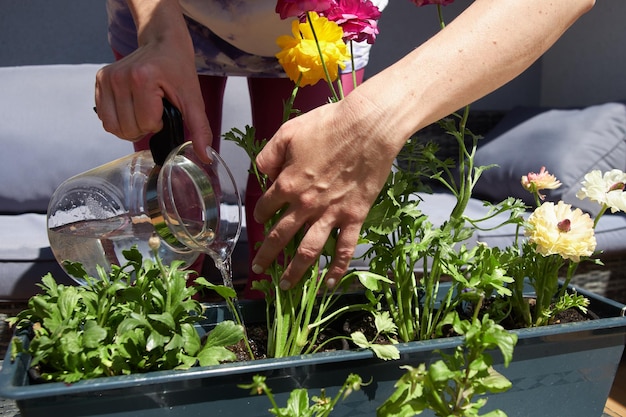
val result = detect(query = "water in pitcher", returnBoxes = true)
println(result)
[48,214,200,285]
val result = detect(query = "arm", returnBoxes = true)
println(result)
[95,0,212,160]
[251,0,596,290]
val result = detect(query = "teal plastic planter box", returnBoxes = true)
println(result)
[0,286,625,417]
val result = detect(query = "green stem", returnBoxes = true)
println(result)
[450,105,473,220]
[349,40,357,92]
[594,204,608,228]
[282,75,301,123]
[437,5,446,30]
[306,11,340,102]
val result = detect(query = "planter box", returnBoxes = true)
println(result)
[0,286,625,417]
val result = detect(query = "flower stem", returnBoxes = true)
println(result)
[306,11,340,102]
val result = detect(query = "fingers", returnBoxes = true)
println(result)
[95,60,214,161]
[323,224,360,288]
[180,98,214,163]
[252,181,361,291]
[251,207,301,286]
[252,213,359,291]
[95,63,164,141]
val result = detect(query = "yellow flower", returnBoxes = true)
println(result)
[576,169,626,213]
[526,201,596,262]
[521,166,561,201]
[276,12,350,87]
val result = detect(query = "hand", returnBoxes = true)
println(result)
[94,3,212,161]
[251,97,401,290]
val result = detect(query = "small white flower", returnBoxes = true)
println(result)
[576,169,626,213]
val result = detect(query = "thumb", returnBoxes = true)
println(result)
[256,133,288,182]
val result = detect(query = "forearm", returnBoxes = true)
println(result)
[126,0,192,51]
[345,0,595,154]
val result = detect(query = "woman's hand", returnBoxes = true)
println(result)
[251,95,403,291]
[95,0,212,160]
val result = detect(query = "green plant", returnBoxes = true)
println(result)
[8,247,244,383]
[240,373,365,417]
[377,313,517,417]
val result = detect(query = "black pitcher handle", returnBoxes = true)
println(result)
[150,98,185,166]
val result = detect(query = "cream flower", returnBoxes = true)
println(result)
[576,169,626,213]
[521,167,561,200]
[526,201,596,262]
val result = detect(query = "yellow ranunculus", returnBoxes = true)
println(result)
[276,12,350,87]
[525,201,596,262]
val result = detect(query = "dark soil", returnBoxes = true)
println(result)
[229,300,599,361]
[229,310,388,361]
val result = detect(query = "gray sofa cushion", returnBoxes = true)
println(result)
[418,193,626,259]
[473,103,626,216]
[0,64,132,214]
[0,213,75,301]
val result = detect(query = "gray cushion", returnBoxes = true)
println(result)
[419,193,626,259]
[0,213,75,301]
[473,103,626,216]
[0,64,132,214]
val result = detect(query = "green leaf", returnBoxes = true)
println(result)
[164,333,184,352]
[146,330,169,352]
[478,368,513,393]
[83,320,108,349]
[374,311,397,335]
[353,271,393,292]
[283,389,311,417]
[180,322,201,356]
[197,346,236,366]
[57,287,82,320]
[428,360,455,383]
[350,331,369,349]
[204,321,244,348]
[370,344,400,361]
[194,278,237,300]
[148,312,176,332]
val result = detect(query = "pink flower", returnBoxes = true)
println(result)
[521,166,562,201]
[410,0,455,6]
[276,0,334,19]
[323,0,382,44]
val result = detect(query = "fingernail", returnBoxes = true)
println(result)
[279,280,291,291]
[326,278,337,288]
[252,264,264,274]
[204,146,216,162]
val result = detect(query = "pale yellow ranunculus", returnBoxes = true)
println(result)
[526,201,596,262]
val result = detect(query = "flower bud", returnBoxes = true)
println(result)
[148,233,161,251]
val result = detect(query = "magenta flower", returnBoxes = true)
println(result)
[323,0,382,44]
[410,0,455,6]
[276,0,334,19]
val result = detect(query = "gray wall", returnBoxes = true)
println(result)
[0,0,112,66]
[1,0,625,110]
[366,0,541,110]
[541,1,626,107]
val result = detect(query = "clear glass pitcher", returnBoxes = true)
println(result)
[47,101,241,284]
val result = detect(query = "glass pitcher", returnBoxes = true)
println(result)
[47,101,241,284]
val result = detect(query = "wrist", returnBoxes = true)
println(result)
[128,0,191,50]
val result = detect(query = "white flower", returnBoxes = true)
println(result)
[576,169,626,213]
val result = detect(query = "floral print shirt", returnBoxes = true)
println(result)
[106,0,387,77]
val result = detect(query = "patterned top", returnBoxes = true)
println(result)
[106,0,388,77]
